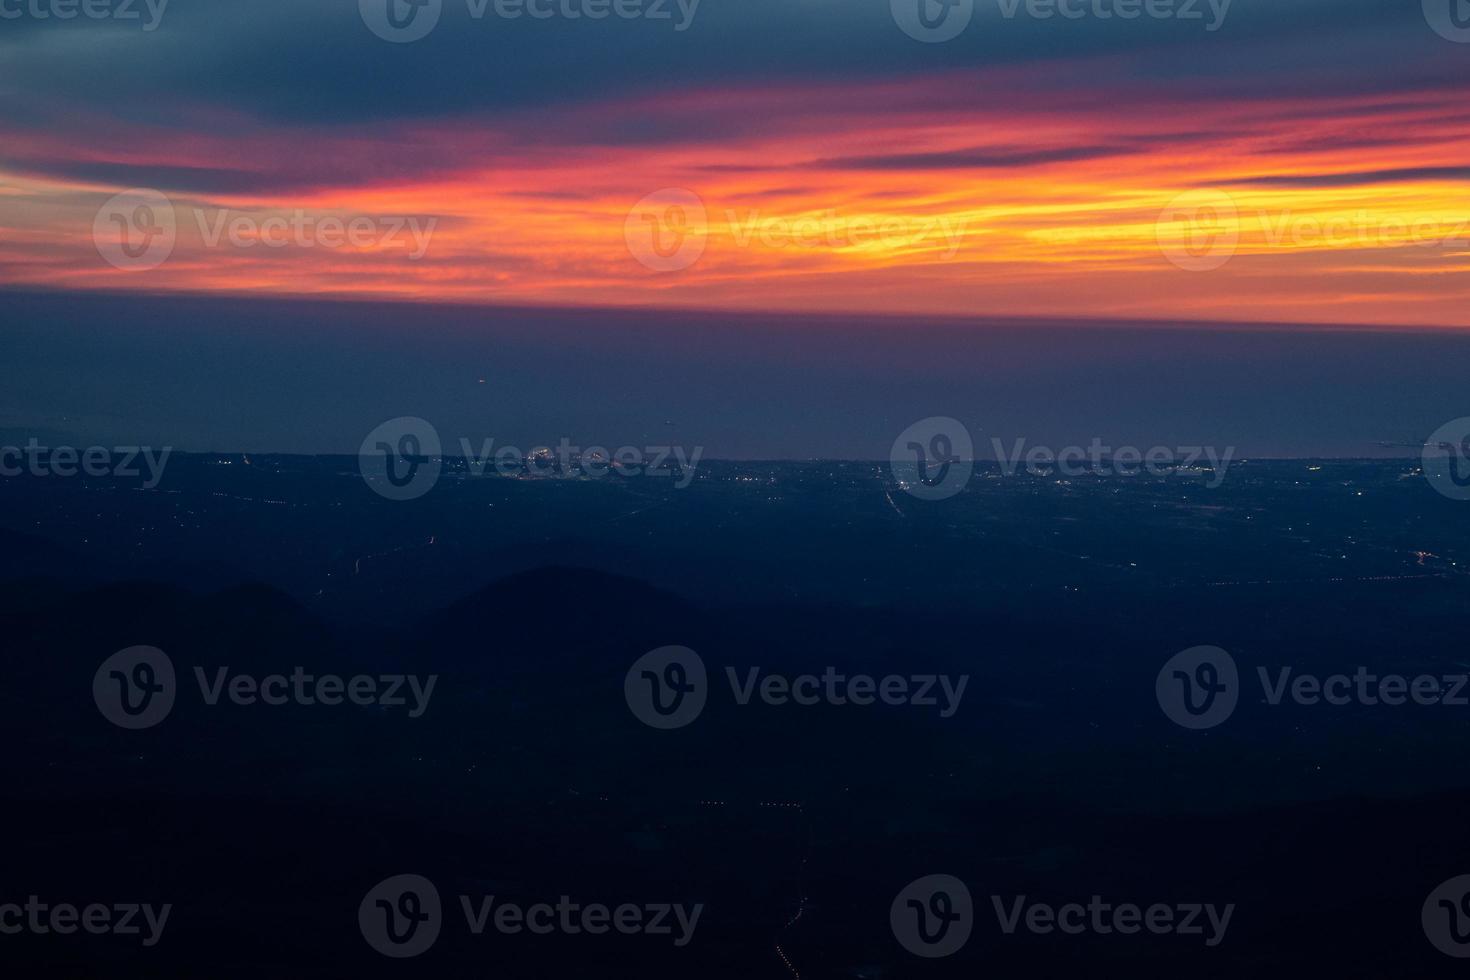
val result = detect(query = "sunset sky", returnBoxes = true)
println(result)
[4,0,1470,327]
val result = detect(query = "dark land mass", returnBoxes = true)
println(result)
[1,458,1467,976]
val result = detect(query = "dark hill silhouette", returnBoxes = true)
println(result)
[429,565,701,638]
[0,526,102,587]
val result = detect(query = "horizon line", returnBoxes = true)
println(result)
[4,285,1467,335]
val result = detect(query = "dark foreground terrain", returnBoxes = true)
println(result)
[2,456,1468,976]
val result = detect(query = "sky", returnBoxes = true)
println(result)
[2,0,1470,327]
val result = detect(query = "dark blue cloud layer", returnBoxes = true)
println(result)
[0,0,1453,131]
